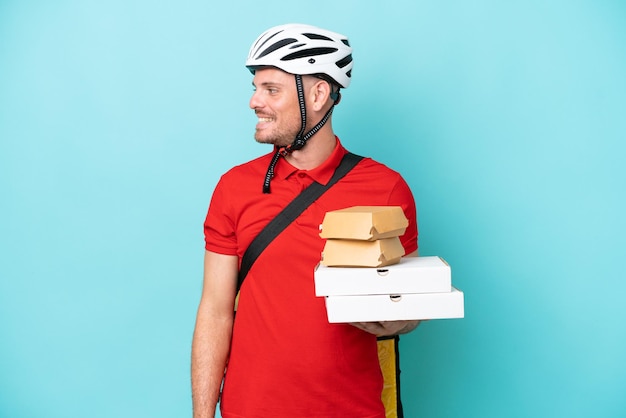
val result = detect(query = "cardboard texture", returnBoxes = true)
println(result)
[320,237,405,267]
[319,206,409,241]
[314,256,452,296]
[324,287,465,322]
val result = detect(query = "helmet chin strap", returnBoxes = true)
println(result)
[262,74,335,193]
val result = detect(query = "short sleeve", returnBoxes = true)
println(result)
[203,176,238,255]
[387,175,418,255]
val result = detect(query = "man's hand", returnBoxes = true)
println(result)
[350,320,421,337]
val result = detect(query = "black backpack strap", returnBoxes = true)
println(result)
[237,152,364,292]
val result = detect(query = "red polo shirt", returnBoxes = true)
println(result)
[204,138,418,418]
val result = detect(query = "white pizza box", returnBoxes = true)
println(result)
[315,256,451,297]
[319,206,409,241]
[324,287,464,323]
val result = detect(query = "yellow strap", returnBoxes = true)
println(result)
[377,338,399,418]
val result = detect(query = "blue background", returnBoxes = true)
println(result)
[1,1,625,417]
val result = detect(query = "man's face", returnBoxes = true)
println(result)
[249,68,301,147]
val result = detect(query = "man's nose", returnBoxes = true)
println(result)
[249,90,262,110]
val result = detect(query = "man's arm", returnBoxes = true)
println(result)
[191,251,239,418]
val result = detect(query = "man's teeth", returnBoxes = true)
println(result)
[259,117,273,122]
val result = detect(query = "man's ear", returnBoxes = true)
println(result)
[309,79,332,111]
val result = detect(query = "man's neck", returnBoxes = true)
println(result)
[284,130,337,170]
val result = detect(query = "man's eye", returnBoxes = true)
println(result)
[268,88,278,94]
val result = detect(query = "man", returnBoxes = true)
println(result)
[192,23,419,418]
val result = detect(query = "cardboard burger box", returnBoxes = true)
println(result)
[320,237,405,267]
[319,206,409,241]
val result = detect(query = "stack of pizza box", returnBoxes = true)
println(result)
[314,206,464,323]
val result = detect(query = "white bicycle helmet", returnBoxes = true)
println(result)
[247,24,354,193]
[246,23,353,88]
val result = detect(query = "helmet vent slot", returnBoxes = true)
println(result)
[257,38,298,59]
[282,47,338,61]
[303,33,333,41]
[335,54,353,69]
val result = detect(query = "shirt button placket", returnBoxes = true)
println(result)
[296,172,309,191]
